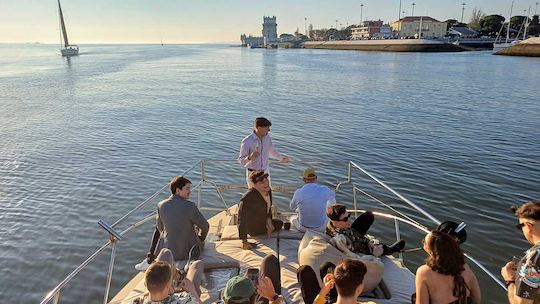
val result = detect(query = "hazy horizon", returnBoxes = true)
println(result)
[1,0,537,44]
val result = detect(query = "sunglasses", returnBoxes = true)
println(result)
[254,175,268,183]
[516,222,533,230]
[337,214,350,222]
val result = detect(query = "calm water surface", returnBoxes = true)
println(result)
[0,44,539,303]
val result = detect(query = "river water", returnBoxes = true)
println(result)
[0,44,539,303]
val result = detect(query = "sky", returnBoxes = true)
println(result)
[0,0,537,44]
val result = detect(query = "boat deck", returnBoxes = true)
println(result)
[109,204,415,304]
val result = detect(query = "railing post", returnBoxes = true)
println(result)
[347,161,352,183]
[52,292,60,304]
[199,160,205,208]
[394,218,403,264]
[352,185,358,217]
[103,239,117,304]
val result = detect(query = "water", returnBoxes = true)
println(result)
[0,44,539,303]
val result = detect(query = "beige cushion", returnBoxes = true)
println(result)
[298,234,384,292]
[298,229,330,257]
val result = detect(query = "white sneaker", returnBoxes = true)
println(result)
[135,258,150,271]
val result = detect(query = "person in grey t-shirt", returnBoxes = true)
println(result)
[136,176,209,270]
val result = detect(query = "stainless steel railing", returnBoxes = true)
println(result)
[39,159,505,304]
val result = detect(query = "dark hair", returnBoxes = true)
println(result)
[425,231,468,304]
[513,200,540,220]
[326,204,347,221]
[437,221,467,244]
[333,259,367,297]
[254,117,272,128]
[249,171,268,184]
[145,261,172,294]
[170,176,191,194]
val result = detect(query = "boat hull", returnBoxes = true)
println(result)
[493,37,540,57]
[303,39,465,52]
[61,45,79,56]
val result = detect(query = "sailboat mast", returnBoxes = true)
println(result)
[506,0,514,43]
[523,6,531,40]
[58,0,70,47]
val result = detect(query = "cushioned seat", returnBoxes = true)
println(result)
[220,224,305,241]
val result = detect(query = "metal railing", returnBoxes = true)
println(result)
[39,159,505,304]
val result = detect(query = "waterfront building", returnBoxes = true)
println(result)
[351,20,393,39]
[240,34,264,47]
[262,16,278,44]
[240,16,278,47]
[391,16,447,38]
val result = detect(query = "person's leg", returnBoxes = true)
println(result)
[147,226,161,262]
[297,265,321,304]
[381,239,406,255]
[260,254,281,295]
[156,248,175,269]
[185,260,204,297]
[291,216,307,233]
[351,211,374,235]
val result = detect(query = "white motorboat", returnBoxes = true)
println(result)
[58,0,79,57]
[39,160,506,304]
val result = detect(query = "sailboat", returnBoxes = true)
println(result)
[58,0,79,56]
[492,1,532,54]
[493,1,516,53]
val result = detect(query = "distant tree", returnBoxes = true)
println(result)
[469,7,486,30]
[324,28,339,40]
[510,16,530,31]
[529,15,540,35]
[479,14,505,36]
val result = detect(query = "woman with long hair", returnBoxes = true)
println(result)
[414,230,481,304]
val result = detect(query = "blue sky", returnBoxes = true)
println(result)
[0,0,537,43]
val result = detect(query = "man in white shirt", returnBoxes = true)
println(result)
[290,169,336,232]
[238,117,289,187]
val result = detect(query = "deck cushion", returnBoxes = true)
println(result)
[298,233,384,292]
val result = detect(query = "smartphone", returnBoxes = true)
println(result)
[246,268,259,286]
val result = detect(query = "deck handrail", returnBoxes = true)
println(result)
[39,159,506,304]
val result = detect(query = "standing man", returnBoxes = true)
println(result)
[290,169,336,232]
[238,117,289,187]
[502,200,540,304]
[135,176,209,271]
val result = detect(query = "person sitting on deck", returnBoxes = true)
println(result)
[413,230,481,304]
[326,204,405,258]
[238,171,283,250]
[289,168,336,232]
[219,255,285,304]
[136,176,209,271]
[312,259,376,304]
[132,256,202,304]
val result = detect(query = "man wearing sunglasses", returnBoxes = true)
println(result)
[326,204,405,258]
[502,200,540,304]
[238,171,283,250]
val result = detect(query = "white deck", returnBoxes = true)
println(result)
[110,205,415,304]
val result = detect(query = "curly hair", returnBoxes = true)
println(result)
[425,230,468,304]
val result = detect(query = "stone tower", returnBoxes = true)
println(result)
[262,16,278,44]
